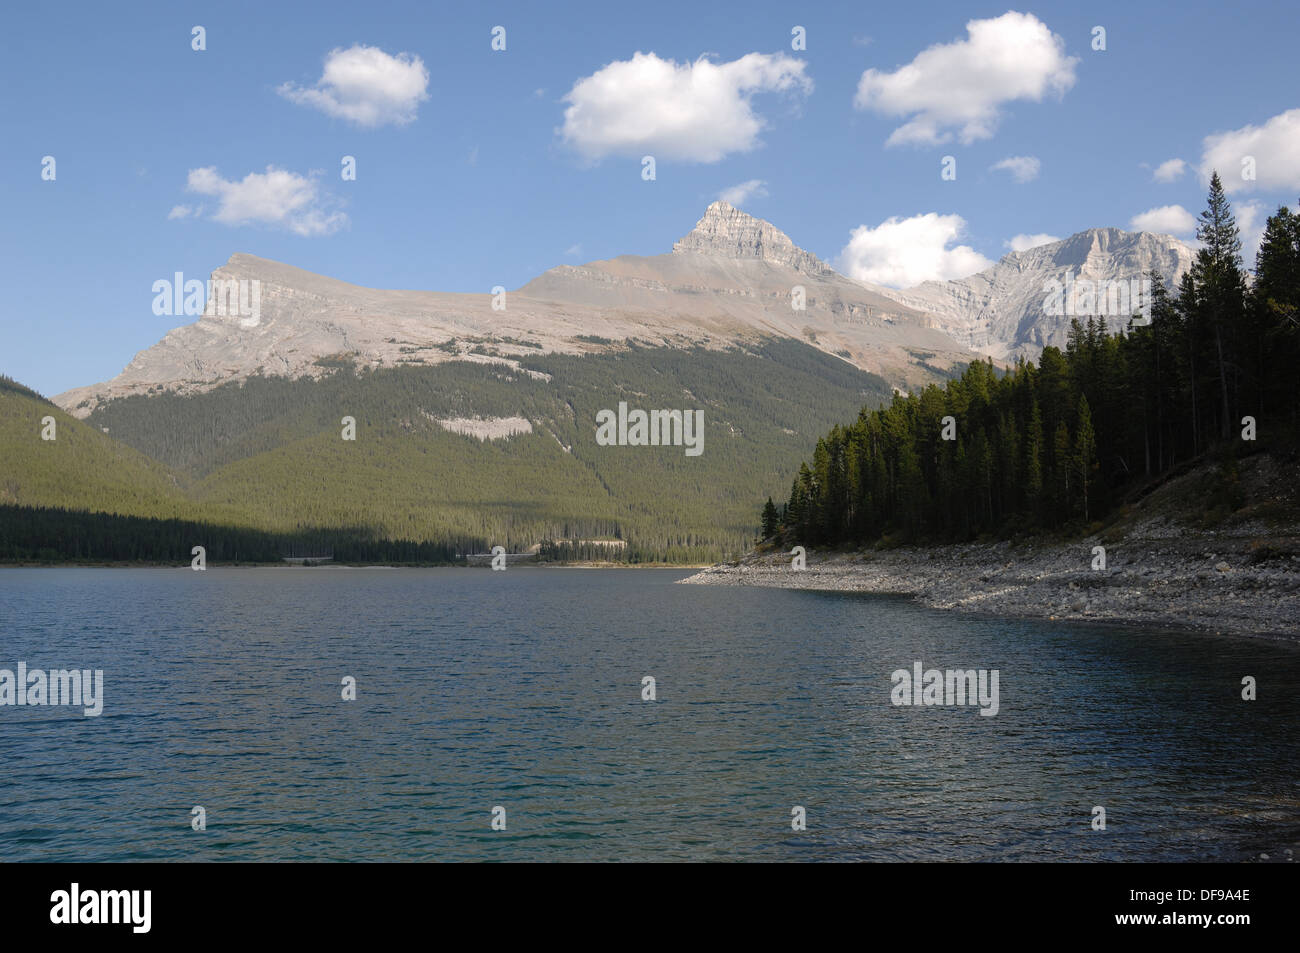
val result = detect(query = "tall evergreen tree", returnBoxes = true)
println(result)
[1252,203,1300,433]
[1053,420,1072,521]
[1025,397,1044,518]
[1074,395,1097,522]
[760,497,779,539]
[1190,171,1246,440]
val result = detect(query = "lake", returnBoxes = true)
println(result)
[1,567,1296,861]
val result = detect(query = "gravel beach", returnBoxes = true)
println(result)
[680,531,1300,641]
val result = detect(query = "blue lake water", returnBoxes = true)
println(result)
[0,567,1296,861]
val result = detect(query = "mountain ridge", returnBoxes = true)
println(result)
[671,200,835,275]
[873,226,1196,360]
[53,204,1194,415]
[54,203,971,416]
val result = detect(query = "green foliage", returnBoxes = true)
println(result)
[0,504,463,564]
[0,383,194,517]
[2,340,897,564]
[775,177,1300,546]
[0,375,53,404]
[760,497,779,539]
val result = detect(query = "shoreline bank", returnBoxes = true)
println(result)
[680,535,1300,642]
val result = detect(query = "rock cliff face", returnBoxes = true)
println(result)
[671,201,834,276]
[52,204,1199,418]
[876,228,1196,361]
[55,204,975,416]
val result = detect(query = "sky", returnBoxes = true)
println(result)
[2,0,1298,397]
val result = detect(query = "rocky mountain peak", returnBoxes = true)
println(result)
[875,227,1197,362]
[1004,227,1195,274]
[672,201,832,275]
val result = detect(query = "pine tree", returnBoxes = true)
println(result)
[760,497,779,539]
[1192,171,1246,439]
[1053,420,1072,520]
[1025,397,1044,518]
[1252,203,1300,432]
[1074,395,1097,522]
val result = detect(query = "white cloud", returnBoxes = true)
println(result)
[565,244,583,257]
[278,45,429,127]
[560,51,811,162]
[991,155,1041,183]
[1152,158,1187,183]
[1130,200,1268,261]
[837,213,993,288]
[1005,232,1060,252]
[167,204,197,220]
[1236,200,1267,264]
[717,179,768,205]
[853,11,1077,146]
[1130,204,1196,235]
[185,166,347,236]
[1200,108,1300,194]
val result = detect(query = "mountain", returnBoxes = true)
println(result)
[20,202,982,563]
[12,205,1204,564]
[873,228,1196,362]
[55,201,973,416]
[2,342,903,563]
[668,197,835,274]
[0,375,189,516]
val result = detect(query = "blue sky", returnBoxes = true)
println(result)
[2,0,1298,396]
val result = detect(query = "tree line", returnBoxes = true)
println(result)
[5,340,889,564]
[0,504,471,565]
[769,174,1300,546]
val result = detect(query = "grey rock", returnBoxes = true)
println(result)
[55,203,974,415]
[672,200,833,276]
[874,228,1194,362]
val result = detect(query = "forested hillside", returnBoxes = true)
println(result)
[0,375,193,517]
[774,175,1300,546]
[3,340,901,563]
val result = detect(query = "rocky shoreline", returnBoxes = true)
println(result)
[680,532,1300,642]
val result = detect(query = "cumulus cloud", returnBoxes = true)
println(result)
[1235,200,1268,264]
[853,11,1077,146]
[991,155,1041,183]
[278,45,430,127]
[560,51,811,162]
[718,179,769,205]
[1129,200,1268,260]
[1005,232,1060,252]
[167,204,198,220]
[185,166,347,236]
[1152,158,1187,183]
[1200,108,1300,194]
[837,213,993,288]
[1130,204,1196,236]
